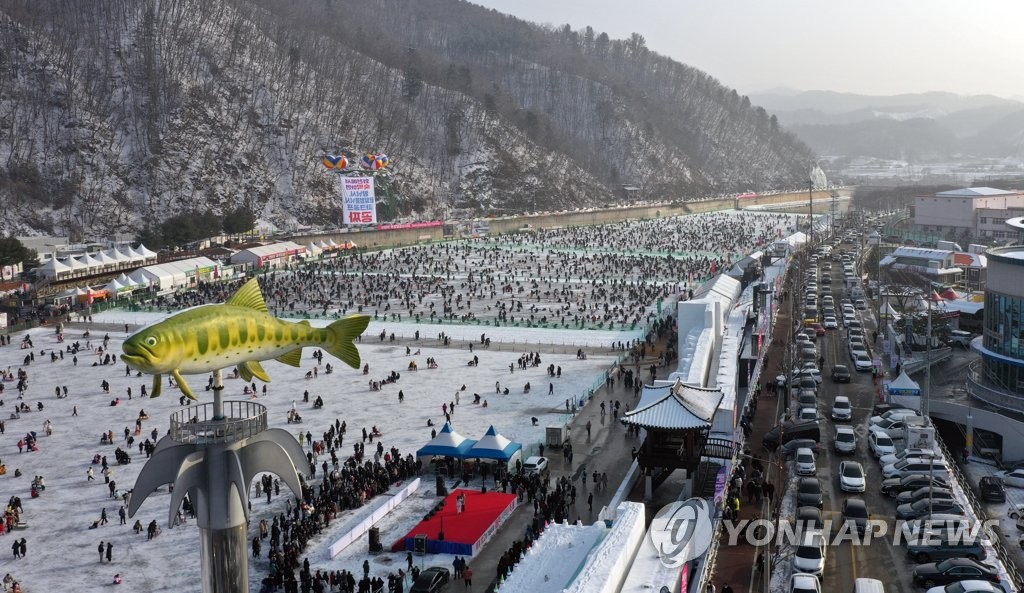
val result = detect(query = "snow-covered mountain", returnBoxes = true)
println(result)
[0,0,813,239]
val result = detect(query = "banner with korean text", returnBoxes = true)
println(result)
[342,177,377,225]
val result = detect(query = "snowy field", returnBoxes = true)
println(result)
[0,319,617,593]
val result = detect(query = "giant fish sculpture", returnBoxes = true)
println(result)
[121,277,370,399]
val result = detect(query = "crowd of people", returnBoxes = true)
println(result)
[131,212,795,335]
[0,209,788,592]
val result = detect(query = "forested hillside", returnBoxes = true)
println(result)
[0,0,813,239]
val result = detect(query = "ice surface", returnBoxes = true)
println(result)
[0,321,614,593]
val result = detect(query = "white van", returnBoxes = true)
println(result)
[853,578,885,593]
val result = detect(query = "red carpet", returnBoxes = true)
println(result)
[392,489,518,555]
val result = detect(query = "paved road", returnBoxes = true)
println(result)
[811,242,919,593]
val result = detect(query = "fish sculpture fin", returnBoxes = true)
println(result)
[275,349,303,368]
[173,369,197,400]
[324,315,371,369]
[151,374,163,398]
[226,277,269,314]
[241,360,271,383]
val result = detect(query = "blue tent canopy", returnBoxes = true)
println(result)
[467,425,522,461]
[416,423,477,458]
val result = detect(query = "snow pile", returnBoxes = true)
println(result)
[495,521,607,593]
[564,502,646,593]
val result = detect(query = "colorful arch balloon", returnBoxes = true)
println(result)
[322,154,348,169]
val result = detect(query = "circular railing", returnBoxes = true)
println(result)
[169,401,268,445]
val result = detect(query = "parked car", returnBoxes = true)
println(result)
[907,535,986,563]
[872,403,913,417]
[948,330,974,348]
[924,581,1001,593]
[912,558,1002,589]
[978,476,1006,502]
[798,389,818,410]
[839,461,866,492]
[1007,503,1024,520]
[883,458,950,480]
[842,497,870,535]
[522,456,549,476]
[796,448,817,476]
[896,498,964,520]
[896,486,955,506]
[879,448,940,467]
[789,574,821,593]
[831,396,852,421]
[869,431,896,458]
[853,353,873,371]
[796,477,823,509]
[881,474,949,497]
[870,409,922,425]
[994,468,1024,488]
[870,418,907,438]
[831,365,851,383]
[793,529,827,575]
[410,567,451,593]
[794,506,824,530]
[797,407,818,422]
[834,426,857,454]
[781,438,821,457]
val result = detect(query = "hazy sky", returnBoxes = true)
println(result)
[470,0,1024,98]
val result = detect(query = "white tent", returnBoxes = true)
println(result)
[92,251,118,270]
[326,238,340,249]
[37,258,73,280]
[128,269,151,288]
[64,257,89,276]
[105,278,126,294]
[116,273,140,289]
[416,423,477,459]
[467,426,523,464]
[108,248,132,267]
[124,246,147,264]
[136,244,159,262]
[77,253,103,273]
[306,242,323,256]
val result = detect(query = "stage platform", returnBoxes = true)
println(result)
[392,489,517,556]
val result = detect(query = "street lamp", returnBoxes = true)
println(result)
[868,231,882,342]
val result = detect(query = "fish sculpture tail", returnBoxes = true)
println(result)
[324,315,371,369]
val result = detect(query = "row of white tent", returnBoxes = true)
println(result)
[54,256,223,299]
[38,245,159,281]
[304,238,356,256]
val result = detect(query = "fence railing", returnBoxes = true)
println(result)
[170,401,268,445]
[934,432,1024,591]
[966,361,1024,414]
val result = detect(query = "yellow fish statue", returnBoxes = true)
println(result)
[121,277,370,399]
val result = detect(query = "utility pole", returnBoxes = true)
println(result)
[924,289,932,417]
[808,179,814,246]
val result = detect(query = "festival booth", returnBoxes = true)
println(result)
[415,423,477,466]
[135,244,159,263]
[466,426,523,473]
[305,242,323,258]
[884,371,921,411]
[92,250,119,274]
[231,242,306,270]
[64,256,90,279]
[396,425,518,556]
[76,253,104,275]
[36,258,73,282]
